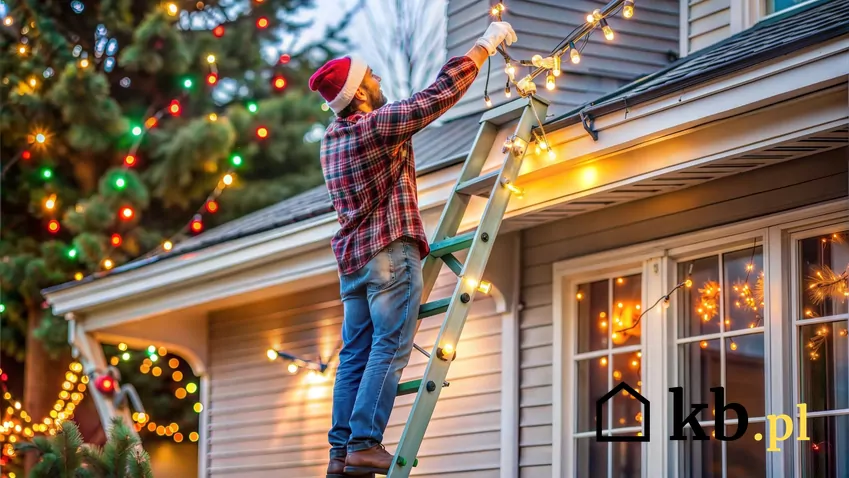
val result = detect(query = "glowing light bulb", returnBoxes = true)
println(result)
[163,240,173,251]
[166,3,178,15]
[547,148,556,160]
[287,363,299,374]
[439,344,455,360]
[222,173,234,185]
[484,95,492,107]
[124,154,136,166]
[267,349,278,361]
[206,54,216,64]
[545,72,556,91]
[504,86,511,98]
[44,195,57,210]
[601,19,614,40]
[623,0,635,18]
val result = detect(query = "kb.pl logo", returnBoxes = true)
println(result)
[597,382,811,451]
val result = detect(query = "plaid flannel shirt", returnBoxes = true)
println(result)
[320,55,479,276]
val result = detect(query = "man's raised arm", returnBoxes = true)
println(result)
[373,22,518,145]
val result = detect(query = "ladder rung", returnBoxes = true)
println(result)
[456,170,499,197]
[429,231,475,258]
[418,298,450,319]
[441,253,463,276]
[397,379,421,396]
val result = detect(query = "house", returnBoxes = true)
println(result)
[42,0,848,477]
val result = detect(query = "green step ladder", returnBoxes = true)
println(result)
[386,94,549,477]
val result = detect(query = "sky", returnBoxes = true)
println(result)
[291,0,381,67]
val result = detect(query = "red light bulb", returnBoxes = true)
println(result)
[190,215,203,233]
[111,233,123,246]
[206,73,218,85]
[257,17,269,29]
[205,200,219,213]
[120,207,134,220]
[47,219,60,233]
[273,76,286,89]
[213,25,225,37]
[124,154,137,167]
[169,100,181,116]
[22,150,31,160]
[256,127,268,139]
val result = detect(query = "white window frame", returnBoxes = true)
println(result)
[788,218,849,477]
[552,199,847,478]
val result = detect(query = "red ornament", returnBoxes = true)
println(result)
[205,200,218,213]
[190,215,203,233]
[111,233,123,247]
[169,99,181,116]
[257,17,269,29]
[206,72,218,85]
[47,219,60,233]
[94,375,116,395]
[279,54,290,64]
[213,25,225,37]
[256,127,268,139]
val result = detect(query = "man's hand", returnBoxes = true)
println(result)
[475,22,518,57]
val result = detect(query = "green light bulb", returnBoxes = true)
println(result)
[41,168,52,179]
[68,249,77,259]
[115,177,126,189]
[148,345,156,354]
[183,79,193,88]
[231,155,243,167]
[0,304,5,314]
[247,102,258,113]
[131,126,142,136]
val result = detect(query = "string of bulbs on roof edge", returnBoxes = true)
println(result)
[483,0,635,163]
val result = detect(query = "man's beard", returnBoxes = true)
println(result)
[371,89,387,109]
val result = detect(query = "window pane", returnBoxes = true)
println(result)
[726,421,766,477]
[725,334,766,418]
[800,416,849,478]
[612,274,641,348]
[724,246,765,331]
[577,280,608,353]
[679,256,720,338]
[612,351,643,429]
[678,426,722,478]
[575,437,607,477]
[576,357,609,433]
[799,231,849,320]
[611,438,641,478]
[799,320,849,412]
[768,0,808,14]
[679,339,721,421]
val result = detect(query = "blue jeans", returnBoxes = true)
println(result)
[328,236,423,457]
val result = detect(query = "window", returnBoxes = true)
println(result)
[674,241,768,477]
[793,229,849,477]
[767,0,811,14]
[571,272,644,478]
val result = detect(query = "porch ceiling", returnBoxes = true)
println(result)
[499,126,848,233]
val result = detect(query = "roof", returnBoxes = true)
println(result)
[43,113,483,293]
[544,0,849,131]
[44,0,849,294]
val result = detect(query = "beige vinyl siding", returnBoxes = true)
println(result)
[516,148,847,475]
[686,0,731,54]
[443,0,680,121]
[207,258,504,477]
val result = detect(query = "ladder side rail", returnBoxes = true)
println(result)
[387,97,548,478]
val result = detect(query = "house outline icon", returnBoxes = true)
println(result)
[596,381,650,442]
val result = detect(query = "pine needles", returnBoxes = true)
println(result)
[15,418,154,478]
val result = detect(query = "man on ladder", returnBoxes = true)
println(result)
[309,21,518,478]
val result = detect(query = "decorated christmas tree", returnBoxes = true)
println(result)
[0,0,360,472]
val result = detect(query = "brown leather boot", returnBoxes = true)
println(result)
[327,454,375,478]
[343,444,393,475]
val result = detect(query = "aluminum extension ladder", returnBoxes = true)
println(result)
[387,94,549,477]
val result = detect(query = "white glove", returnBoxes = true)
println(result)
[475,22,518,56]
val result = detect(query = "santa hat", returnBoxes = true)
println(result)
[308,56,368,114]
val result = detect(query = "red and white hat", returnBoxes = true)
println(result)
[308,56,368,114]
